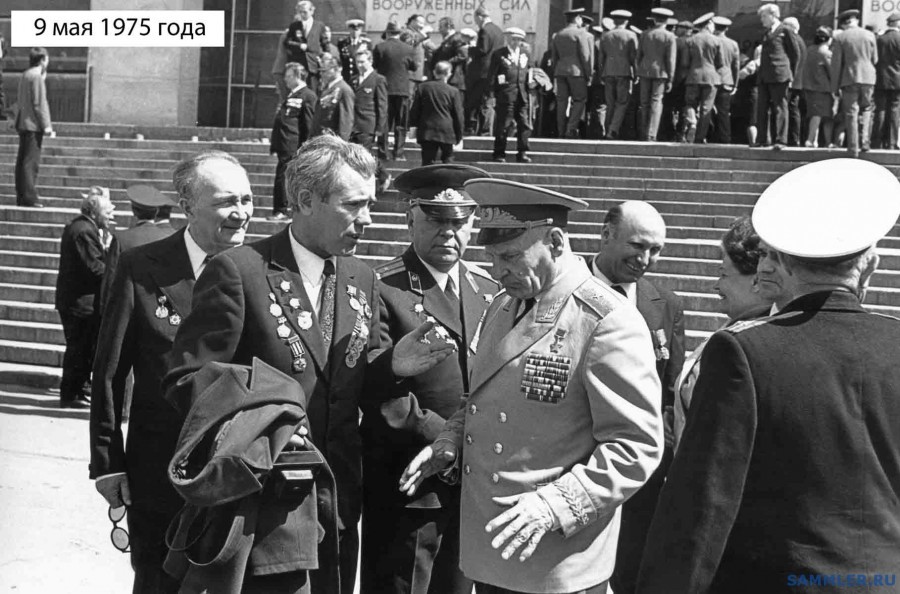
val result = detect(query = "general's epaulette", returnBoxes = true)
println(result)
[375,258,406,280]
[465,262,495,281]
[724,316,774,334]
[574,277,618,318]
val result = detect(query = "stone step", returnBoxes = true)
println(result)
[0,361,62,390]
[0,301,60,325]
[0,121,271,142]
[0,338,64,367]
[0,320,63,346]
[0,283,56,305]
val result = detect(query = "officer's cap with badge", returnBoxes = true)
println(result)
[346,18,365,28]
[126,184,175,208]
[693,12,715,28]
[394,164,490,220]
[837,9,860,23]
[752,159,900,262]
[464,179,588,246]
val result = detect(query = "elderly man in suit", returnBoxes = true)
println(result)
[56,187,116,409]
[874,13,900,149]
[401,179,664,594]
[312,53,354,141]
[409,61,465,165]
[361,164,498,594]
[636,8,676,141]
[163,135,454,594]
[374,21,419,161]
[467,7,504,135]
[755,3,801,149]
[488,28,533,163]
[587,200,685,594]
[269,62,317,221]
[15,47,52,208]
[598,10,639,140]
[637,158,900,594]
[711,16,740,144]
[682,13,723,144]
[831,9,878,157]
[282,0,324,93]
[552,8,594,139]
[430,17,469,91]
[90,151,253,593]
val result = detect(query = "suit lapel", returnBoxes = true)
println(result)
[266,229,328,373]
[402,250,465,341]
[146,229,195,318]
[636,278,665,332]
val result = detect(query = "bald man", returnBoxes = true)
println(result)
[588,200,685,594]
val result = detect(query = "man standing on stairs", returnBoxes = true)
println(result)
[312,53,354,141]
[15,47,52,208]
[682,13,723,144]
[597,10,639,140]
[831,9,878,158]
[90,150,253,594]
[636,8,677,142]
[552,8,594,139]
[488,27,533,163]
[588,200,685,594]
[467,7,504,136]
[350,48,392,194]
[374,21,419,161]
[56,186,115,409]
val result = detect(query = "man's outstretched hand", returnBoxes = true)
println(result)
[399,440,458,496]
[392,320,456,377]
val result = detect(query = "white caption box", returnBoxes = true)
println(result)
[11,10,225,47]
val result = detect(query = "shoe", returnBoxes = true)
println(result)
[492,156,506,163]
[21,203,45,208]
[861,146,871,153]
[60,397,90,409]
[266,212,289,221]
[516,153,532,163]
[772,143,785,151]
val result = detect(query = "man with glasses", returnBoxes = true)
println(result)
[90,151,253,593]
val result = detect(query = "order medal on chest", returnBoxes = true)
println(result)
[268,278,313,373]
[154,294,181,326]
[408,271,456,347]
[521,301,573,404]
[344,284,372,368]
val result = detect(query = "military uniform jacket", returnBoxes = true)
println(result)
[312,78,354,140]
[551,24,594,78]
[409,79,465,144]
[270,84,317,155]
[90,229,194,561]
[470,21,505,80]
[716,34,741,88]
[488,46,531,102]
[15,65,51,132]
[373,37,418,96]
[637,27,677,80]
[164,227,397,532]
[55,215,106,316]
[758,23,801,84]
[339,36,373,83]
[684,30,724,86]
[361,248,497,509]
[876,28,900,90]
[438,258,663,592]
[831,26,878,90]
[430,32,469,89]
[352,70,388,137]
[598,28,638,78]
[637,291,900,594]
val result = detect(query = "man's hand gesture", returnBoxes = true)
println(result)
[391,320,456,377]
[399,440,458,496]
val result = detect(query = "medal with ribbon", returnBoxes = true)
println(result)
[654,329,670,361]
[269,291,307,372]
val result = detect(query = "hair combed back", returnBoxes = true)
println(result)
[172,150,241,208]
[722,215,763,275]
[285,134,377,204]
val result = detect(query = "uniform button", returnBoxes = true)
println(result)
[469,404,477,415]
[465,434,473,444]
[494,443,503,454]
[464,464,471,475]
[499,412,507,423]
[491,472,500,483]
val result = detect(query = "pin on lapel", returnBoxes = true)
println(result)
[268,293,283,318]
[280,279,292,293]
[297,311,313,330]
[550,328,567,354]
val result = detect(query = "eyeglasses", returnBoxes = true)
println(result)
[109,506,130,553]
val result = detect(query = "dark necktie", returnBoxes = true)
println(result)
[320,260,336,349]
[444,276,459,311]
[612,284,627,298]
[514,298,534,325]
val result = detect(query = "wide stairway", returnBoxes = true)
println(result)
[2,123,899,386]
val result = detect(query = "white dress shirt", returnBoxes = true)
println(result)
[184,226,211,279]
[289,230,335,315]
[591,254,636,305]
[419,258,460,297]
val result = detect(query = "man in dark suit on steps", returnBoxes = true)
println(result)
[467,7,504,135]
[374,21,419,161]
[90,151,253,593]
[162,135,454,594]
[588,200,685,594]
[409,61,465,165]
[350,47,391,192]
[488,28,533,163]
[874,12,900,149]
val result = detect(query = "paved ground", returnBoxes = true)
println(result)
[0,384,133,593]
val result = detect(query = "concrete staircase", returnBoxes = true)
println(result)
[2,123,899,387]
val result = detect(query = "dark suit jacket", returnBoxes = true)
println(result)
[100,220,176,312]
[284,19,325,76]
[90,229,193,562]
[552,24,594,78]
[373,37,418,96]
[635,278,685,410]
[637,291,900,594]
[877,28,900,90]
[470,21,504,80]
[488,46,531,102]
[55,215,106,317]
[313,78,354,140]
[430,32,469,89]
[758,23,801,84]
[352,70,388,137]
[163,227,396,532]
[409,80,464,144]
[15,65,51,132]
[270,84,317,155]
[361,248,498,509]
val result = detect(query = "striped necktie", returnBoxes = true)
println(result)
[320,259,336,349]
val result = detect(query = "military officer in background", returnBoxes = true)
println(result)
[401,179,664,594]
[638,159,900,594]
[598,10,639,139]
[339,18,372,84]
[711,16,740,144]
[552,8,594,139]
[636,8,677,141]
[682,13,723,144]
[488,27,533,163]
[361,164,498,594]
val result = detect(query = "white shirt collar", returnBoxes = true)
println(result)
[418,257,460,295]
[184,226,211,279]
[769,302,781,316]
[289,228,332,286]
[358,68,373,84]
[591,254,636,303]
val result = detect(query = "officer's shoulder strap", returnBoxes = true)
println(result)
[724,314,781,335]
[375,257,406,280]
[464,262,496,282]
[573,277,618,318]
